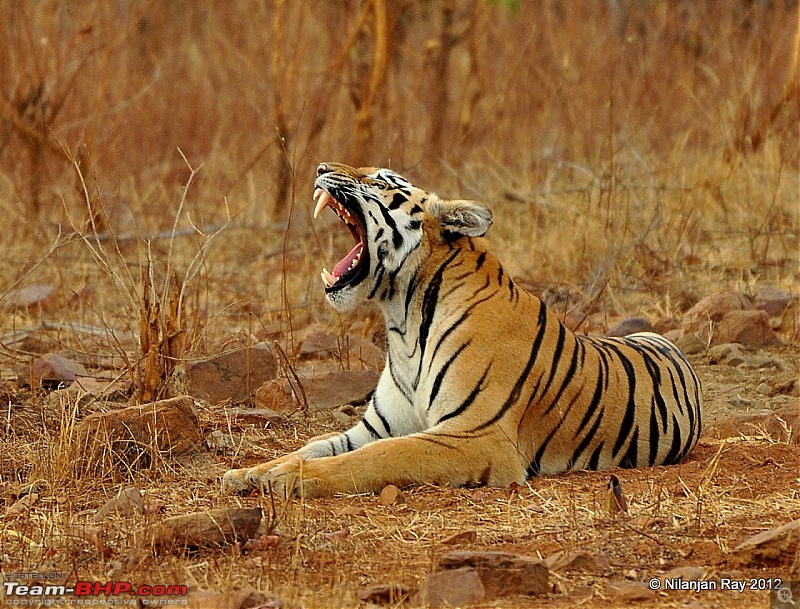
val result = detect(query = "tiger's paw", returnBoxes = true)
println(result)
[221,457,294,496]
[221,456,327,498]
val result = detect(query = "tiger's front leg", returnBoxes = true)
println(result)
[222,381,418,495]
[221,432,340,495]
[263,430,524,498]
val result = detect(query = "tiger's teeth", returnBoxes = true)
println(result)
[314,190,332,219]
[321,267,336,287]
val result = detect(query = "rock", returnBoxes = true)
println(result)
[331,409,351,424]
[379,485,405,505]
[733,518,800,566]
[174,345,277,404]
[74,396,204,475]
[654,317,681,335]
[225,407,285,426]
[207,430,238,452]
[296,328,340,360]
[439,550,550,597]
[28,353,88,387]
[358,583,413,604]
[186,589,277,609]
[254,379,297,412]
[684,291,751,325]
[255,369,378,413]
[48,377,129,409]
[545,550,604,573]
[304,369,378,411]
[609,581,656,602]
[2,284,58,311]
[713,310,781,348]
[664,566,706,581]
[138,507,262,555]
[682,291,751,344]
[754,286,793,317]
[675,332,705,355]
[94,487,145,520]
[441,530,478,545]
[348,337,385,370]
[421,567,485,607]
[608,317,655,337]
[242,534,280,553]
[756,383,772,395]
[706,402,799,444]
[706,343,778,368]
[707,343,748,366]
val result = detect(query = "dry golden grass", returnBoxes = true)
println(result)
[0,1,798,607]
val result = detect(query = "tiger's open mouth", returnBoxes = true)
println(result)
[313,187,369,292]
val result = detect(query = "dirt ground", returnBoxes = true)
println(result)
[1,332,799,609]
[198,345,800,608]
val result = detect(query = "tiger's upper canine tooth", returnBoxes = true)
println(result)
[314,190,333,219]
[321,267,336,287]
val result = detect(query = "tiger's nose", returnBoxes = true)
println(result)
[316,163,331,177]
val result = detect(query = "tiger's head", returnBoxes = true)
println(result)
[313,162,493,311]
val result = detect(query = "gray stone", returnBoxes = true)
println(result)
[608,317,655,337]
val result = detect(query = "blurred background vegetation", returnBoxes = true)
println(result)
[0,0,797,360]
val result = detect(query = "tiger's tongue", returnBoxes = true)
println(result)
[333,242,364,278]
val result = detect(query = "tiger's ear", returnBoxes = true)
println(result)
[428,197,493,237]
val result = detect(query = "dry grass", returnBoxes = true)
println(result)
[1,1,799,607]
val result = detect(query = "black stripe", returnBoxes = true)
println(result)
[404,268,420,314]
[362,417,382,440]
[389,193,408,209]
[618,426,639,468]
[387,350,413,402]
[662,414,684,465]
[569,401,605,468]
[476,251,486,269]
[648,398,660,466]
[473,299,548,432]
[418,250,461,362]
[375,201,403,247]
[344,431,354,452]
[428,342,470,410]
[640,350,669,432]
[575,364,604,438]
[527,418,561,477]
[587,441,604,470]
[477,465,492,486]
[429,283,495,366]
[603,343,637,459]
[438,364,491,424]
[372,394,392,436]
[368,264,386,299]
[542,323,578,416]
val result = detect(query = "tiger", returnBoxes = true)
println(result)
[222,162,702,498]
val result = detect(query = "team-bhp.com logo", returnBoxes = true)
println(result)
[3,580,188,605]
